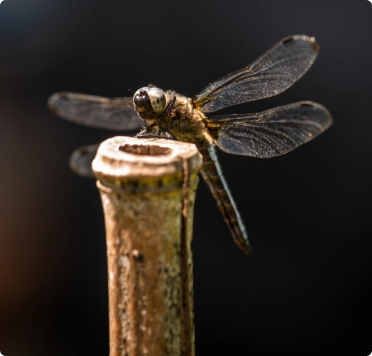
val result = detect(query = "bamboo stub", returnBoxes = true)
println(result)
[92,136,203,356]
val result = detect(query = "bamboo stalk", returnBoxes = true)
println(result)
[92,136,203,356]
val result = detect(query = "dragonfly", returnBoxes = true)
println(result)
[48,35,332,254]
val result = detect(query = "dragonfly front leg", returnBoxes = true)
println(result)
[160,130,177,140]
[135,123,176,140]
[136,122,161,137]
[157,96,177,140]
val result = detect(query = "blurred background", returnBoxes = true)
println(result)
[0,0,371,355]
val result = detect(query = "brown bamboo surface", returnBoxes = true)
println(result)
[92,136,203,356]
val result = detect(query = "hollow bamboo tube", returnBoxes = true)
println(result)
[92,136,203,356]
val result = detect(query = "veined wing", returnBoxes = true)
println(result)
[69,143,99,178]
[193,35,319,113]
[48,92,144,131]
[205,102,332,158]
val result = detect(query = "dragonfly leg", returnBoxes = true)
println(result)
[135,121,161,137]
[135,124,176,140]
[158,96,177,139]
[158,96,176,121]
[160,130,177,140]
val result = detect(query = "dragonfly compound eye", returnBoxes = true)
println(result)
[147,87,166,113]
[133,87,152,113]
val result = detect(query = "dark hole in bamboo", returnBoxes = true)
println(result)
[119,144,171,156]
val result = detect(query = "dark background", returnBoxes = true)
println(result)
[0,0,371,355]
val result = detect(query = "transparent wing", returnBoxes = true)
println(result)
[205,102,332,158]
[48,92,144,131]
[69,144,99,178]
[193,35,319,113]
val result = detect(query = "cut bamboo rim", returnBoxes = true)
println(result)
[92,136,203,356]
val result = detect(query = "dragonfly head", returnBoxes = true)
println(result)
[133,86,166,119]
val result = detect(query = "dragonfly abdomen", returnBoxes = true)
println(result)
[198,145,252,254]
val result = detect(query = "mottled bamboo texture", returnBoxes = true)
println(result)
[92,137,202,356]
